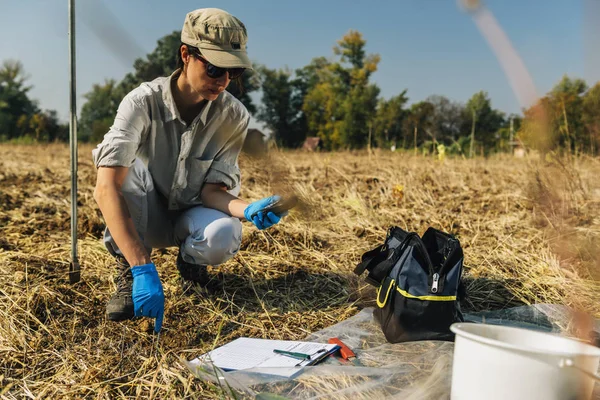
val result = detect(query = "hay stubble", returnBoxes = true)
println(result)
[0,144,599,398]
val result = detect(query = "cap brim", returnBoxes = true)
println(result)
[199,48,253,70]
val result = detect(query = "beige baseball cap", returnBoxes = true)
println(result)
[181,8,252,70]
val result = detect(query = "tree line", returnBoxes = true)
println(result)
[0,60,68,142]
[1,30,599,156]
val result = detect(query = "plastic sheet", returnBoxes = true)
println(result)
[185,305,600,399]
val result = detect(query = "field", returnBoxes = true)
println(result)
[1,143,599,398]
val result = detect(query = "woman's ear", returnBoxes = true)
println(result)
[180,45,190,66]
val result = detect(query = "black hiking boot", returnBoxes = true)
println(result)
[176,252,218,293]
[105,256,135,321]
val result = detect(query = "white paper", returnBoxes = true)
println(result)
[192,337,338,377]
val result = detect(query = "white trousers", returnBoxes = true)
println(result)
[103,158,242,266]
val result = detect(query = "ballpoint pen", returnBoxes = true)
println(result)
[273,349,311,360]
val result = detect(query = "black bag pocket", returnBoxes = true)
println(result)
[374,278,461,342]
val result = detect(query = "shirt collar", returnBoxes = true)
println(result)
[198,98,212,126]
[162,69,182,123]
[162,69,214,126]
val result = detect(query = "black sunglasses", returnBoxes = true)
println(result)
[190,52,245,80]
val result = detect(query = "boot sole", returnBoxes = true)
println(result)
[106,309,135,321]
[106,298,134,321]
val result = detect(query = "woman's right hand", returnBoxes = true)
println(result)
[131,263,164,333]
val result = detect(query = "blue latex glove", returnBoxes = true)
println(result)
[244,195,285,230]
[131,263,164,333]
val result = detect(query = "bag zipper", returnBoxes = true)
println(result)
[398,235,440,294]
[431,273,440,293]
[415,236,452,294]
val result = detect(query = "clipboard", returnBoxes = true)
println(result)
[189,337,340,377]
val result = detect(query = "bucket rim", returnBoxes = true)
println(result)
[450,322,600,358]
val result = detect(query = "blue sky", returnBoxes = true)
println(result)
[0,0,597,130]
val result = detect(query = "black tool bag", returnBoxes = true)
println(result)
[354,226,465,343]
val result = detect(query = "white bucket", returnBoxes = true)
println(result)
[450,323,600,400]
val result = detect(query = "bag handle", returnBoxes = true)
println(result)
[355,231,419,283]
[353,244,387,276]
[355,226,406,276]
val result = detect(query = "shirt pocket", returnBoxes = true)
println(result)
[184,157,214,200]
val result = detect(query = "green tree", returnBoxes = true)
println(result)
[519,76,587,154]
[403,101,435,152]
[302,31,380,149]
[343,80,380,149]
[302,59,344,149]
[494,114,522,153]
[336,31,380,148]
[13,109,68,142]
[425,95,465,146]
[550,76,587,153]
[373,91,408,148]
[0,60,38,139]
[254,59,329,148]
[79,79,120,143]
[42,110,68,142]
[462,91,505,156]
[28,113,48,141]
[582,82,600,155]
[256,66,307,147]
[294,57,330,100]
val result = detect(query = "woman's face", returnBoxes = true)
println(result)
[182,47,230,102]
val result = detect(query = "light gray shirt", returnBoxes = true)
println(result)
[92,70,250,210]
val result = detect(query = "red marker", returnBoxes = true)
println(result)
[328,338,357,362]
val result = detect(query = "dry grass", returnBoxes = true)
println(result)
[0,143,599,398]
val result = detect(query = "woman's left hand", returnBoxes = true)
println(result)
[244,195,286,230]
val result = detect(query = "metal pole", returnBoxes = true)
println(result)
[69,0,80,283]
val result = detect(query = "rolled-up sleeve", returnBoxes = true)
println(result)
[91,93,150,168]
[204,112,249,190]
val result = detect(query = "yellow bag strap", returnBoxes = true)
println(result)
[376,277,395,308]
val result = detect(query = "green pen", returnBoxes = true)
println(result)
[273,349,311,360]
